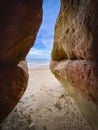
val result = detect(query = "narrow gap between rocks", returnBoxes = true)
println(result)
[0,1,92,130]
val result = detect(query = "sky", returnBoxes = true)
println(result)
[26,0,60,61]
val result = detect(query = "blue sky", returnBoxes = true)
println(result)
[27,0,60,61]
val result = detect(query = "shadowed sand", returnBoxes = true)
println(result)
[0,68,92,130]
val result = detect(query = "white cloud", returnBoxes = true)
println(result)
[27,48,51,59]
[41,38,53,50]
[29,48,43,56]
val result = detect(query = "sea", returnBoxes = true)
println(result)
[26,57,50,69]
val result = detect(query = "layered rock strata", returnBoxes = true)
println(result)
[50,0,98,129]
[0,0,43,123]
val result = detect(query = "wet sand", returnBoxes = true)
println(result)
[0,68,91,130]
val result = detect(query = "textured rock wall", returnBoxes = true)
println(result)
[50,0,98,129]
[0,0,43,123]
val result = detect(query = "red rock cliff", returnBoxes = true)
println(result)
[50,0,98,129]
[0,0,43,123]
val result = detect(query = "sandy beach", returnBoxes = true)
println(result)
[0,68,91,130]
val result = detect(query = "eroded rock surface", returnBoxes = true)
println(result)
[0,0,43,123]
[50,0,98,129]
[0,0,42,65]
[52,0,98,60]
[0,60,28,123]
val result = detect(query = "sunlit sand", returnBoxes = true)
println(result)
[1,68,91,130]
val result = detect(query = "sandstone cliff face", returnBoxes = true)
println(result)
[50,0,98,129]
[0,0,42,65]
[0,0,43,123]
[0,61,28,123]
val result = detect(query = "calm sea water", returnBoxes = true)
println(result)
[26,57,50,69]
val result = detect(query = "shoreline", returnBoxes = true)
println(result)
[27,62,50,69]
[28,67,50,71]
